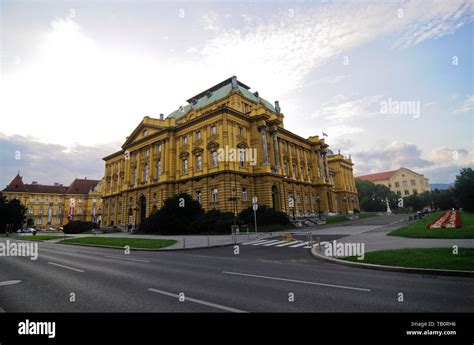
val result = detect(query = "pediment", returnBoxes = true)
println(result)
[122,121,163,149]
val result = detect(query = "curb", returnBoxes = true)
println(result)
[310,246,474,278]
[55,235,271,252]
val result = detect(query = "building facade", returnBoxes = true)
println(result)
[357,167,430,197]
[102,76,359,228]
[2,174,103,228]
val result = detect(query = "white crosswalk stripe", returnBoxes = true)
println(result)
[250,240,280,246]
[241,239,315,249]
[275,240,301,247]
[262,240,289,246]
[289,241,310,248]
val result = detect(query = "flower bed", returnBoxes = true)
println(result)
[427,211,461,229]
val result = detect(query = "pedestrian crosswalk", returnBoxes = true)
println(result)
[242,239,315,249]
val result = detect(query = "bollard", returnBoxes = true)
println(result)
[183,237,186,249]
[207,235,210,247]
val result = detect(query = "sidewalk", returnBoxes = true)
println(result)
[315,218,474,253]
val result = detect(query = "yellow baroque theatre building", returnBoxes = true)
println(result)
[102,77,359,228]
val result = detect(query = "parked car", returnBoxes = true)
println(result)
[16,228,36,233]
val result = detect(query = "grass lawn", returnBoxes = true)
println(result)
[359,212,376,219]
[325,215,349,224]
[389,212,474,239]
[343,248,474,271]
[60,237,177,249]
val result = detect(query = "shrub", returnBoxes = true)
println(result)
[194,209,238,234]
[353,208,360,213]
[238,205,290,226]
[139,193,204,235]
[63,220,93,234]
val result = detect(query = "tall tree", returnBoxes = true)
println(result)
[355,179,398,212]
[454,168,474,212]
[0,195,27,233]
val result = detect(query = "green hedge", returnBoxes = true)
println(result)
[63,220,93,234]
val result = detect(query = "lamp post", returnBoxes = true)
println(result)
[133,201,139,231]
[228,188,238,225]
[316,195,321,219]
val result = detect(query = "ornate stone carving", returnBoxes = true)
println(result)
[179,151,190,159]
[207,141,220,151]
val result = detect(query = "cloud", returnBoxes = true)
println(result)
[0,133,116,188]
[453,94,474,114]
[353,141,433,176]
[314,95,383,122]
[353,142,473,183]
[393,0,474,49]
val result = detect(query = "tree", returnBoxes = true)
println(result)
[238,205,290,226]
[431,189,456,211]
[0,195,26,233]
[355,179,398,212]
[139,193,204,234]
[454,168,474,212]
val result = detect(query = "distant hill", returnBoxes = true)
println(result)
[430,183,454,190]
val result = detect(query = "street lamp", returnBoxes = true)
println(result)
[316,195,321,219]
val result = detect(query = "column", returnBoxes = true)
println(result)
[271,131,280,168]
[259,125,269,165]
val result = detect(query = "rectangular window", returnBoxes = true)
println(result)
[239,149,245,167]
[196,155,202,170]
[39,208,43,215]
[36,218,42,225]
[182,159,188,173]
[284,163,289,176]
[211,151,218,167]
[395,182,400,188]
[56,217,61,225]
[402,180,408,187]
[182,136,187,145]
[157,143,162,153]
[238,127,243,136]
[211,188,218,203]
[413,189,418,195]
[195,131,201,140]
[404,189,410,195]
[411,179,416,186]
[397,191,401,196]
[242,188,248,202]
[157,160,162,176]
[211,125,217,135]
[144,164,149,180]
[196,191,202,204]
[28,207,33,214]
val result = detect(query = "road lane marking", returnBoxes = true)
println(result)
[0,280,22,286]
[251,240,280,246]
[48,262,84,273]
[289,241,310,248]
[147,288,247,313]
[262,240,289,246]
[222,271,371,292]
[275,240,301,247]
[104,255,150,263]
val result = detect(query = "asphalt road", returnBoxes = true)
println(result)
[0,216,473,313]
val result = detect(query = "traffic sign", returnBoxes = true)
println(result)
[252,203,258,211]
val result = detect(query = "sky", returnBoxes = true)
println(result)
[0,0,473,188]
